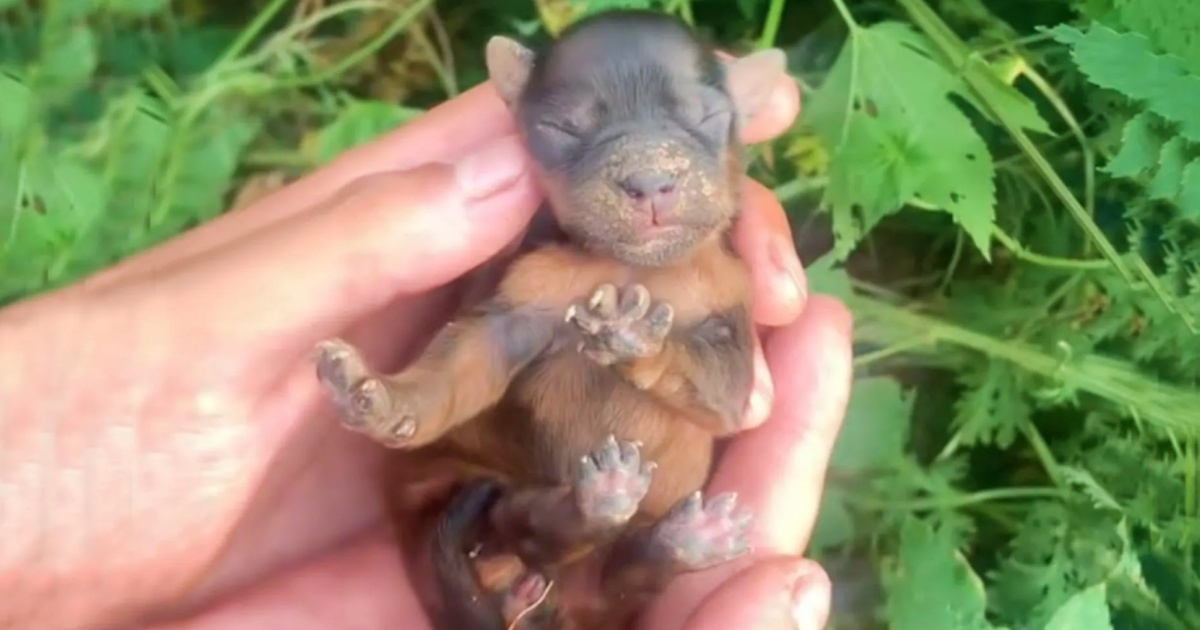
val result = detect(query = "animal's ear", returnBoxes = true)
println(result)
[722,48,787,126]
[486,35,536,108]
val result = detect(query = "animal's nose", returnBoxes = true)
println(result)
[618,172,678,219]
[619,172,676,200]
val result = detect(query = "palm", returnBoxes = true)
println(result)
[3,77,850,630]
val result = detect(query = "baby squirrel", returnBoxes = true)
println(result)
[311,8,787,630]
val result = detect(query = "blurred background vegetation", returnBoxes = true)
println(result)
[4,0,1200,627]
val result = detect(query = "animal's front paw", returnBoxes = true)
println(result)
[564,283,673,366]
[651,491,752,571]
[314,339,432,447]
[575,434,656,528]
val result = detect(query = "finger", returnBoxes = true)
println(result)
[144,532,433,630]
[715,50,802,145]
[139,136,540,365]
[672,557,831,630]
[89,82,519,288]
[639,296,853,625]
[740,73,801,145]
[734,177,807,327]
[716,296,853,552]
[740,337,775,431]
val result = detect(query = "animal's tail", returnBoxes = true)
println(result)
[432,479,507,630]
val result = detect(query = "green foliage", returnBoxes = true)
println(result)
[804,20,1002,261]
[6,0,1200,628]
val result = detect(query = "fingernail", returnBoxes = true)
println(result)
[769,235,806,308]
[454,135,531,200]
[744,353,774,428]
[791,572,832,630]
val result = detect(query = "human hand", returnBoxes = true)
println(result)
[0,62,851,630]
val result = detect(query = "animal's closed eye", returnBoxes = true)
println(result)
[536,121,583,141]
[696,108,733,139]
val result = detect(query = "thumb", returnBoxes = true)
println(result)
[156,134,541,352]
[673,557,831,630]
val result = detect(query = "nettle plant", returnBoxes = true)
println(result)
[4,0,1200,627]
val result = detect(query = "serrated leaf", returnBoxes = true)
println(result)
[1177,159,1200,219]
[1106,0,1200,76]
[963,57,1053,135]
[952,360,1028,448]
[1148,136,1185,200]
[803,21,996,262]
[1048,23,1200,144]
[1043,584,1113,630]
[896,32,1051,136]
[831,376,911,472]
[884,517,1000,630]
[1104,111,1162,178]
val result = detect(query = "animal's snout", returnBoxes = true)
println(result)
[618,172,678,223]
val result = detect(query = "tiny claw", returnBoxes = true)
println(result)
[707,493,739,516]
[565,304,578,323]
[393,418,416,439]
[579,456,599,482]
[598,434,621,467]
[589,288,606,310]
[680,491,703,515]
[731,506,754,527]
[620,284,652,319]
[619,439,640,463]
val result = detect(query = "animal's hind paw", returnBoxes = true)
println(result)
[575,434,656,528]
[651,490,752,570]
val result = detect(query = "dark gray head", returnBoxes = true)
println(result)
[486,10,786,266]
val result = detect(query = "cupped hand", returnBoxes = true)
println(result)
[0,69,852,630]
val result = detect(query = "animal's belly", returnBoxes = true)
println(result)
[504,351,716,518]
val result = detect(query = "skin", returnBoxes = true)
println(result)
[0,50,851,630]
[329,15,786,628]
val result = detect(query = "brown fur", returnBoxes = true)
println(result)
[311,9,787,630]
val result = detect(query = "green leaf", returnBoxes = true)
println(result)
[100,0,170,17]
[0,70,35,139]
[1178,159,1200,220]
[1043,584,1113,630]
[831,376,912,472]
[803,21,997,262]
[1048,22,1200,144]
[1147,136,1185,200]
[35,23,98,96]
[1103,111,1162,178]
[575,0,656,14]
[883,517,1001,630]
[809,488,854,554]
[1103,0,1200,76]
[951,360,1029,448]
[803,252,854,302]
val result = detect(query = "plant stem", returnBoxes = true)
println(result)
[214,0,291,70]
[830,0,859,29]
[849,486,1064,512]
[758,0,787,49]
[275,0,437,90]
[992,227,1110,270]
